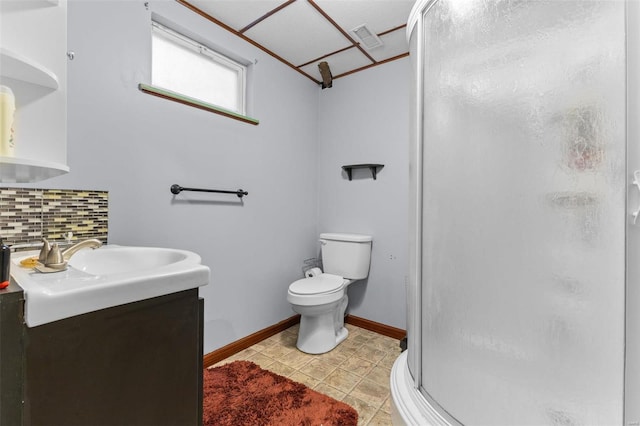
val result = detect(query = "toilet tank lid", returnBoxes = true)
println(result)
[320,233,372,242]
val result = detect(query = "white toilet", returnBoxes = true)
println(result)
[287,233,372,354]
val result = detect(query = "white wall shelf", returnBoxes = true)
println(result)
[0,156,69,183]
[0,0,67,183]
[0,47,59,90]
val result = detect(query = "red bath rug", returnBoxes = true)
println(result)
[203,360,358,426]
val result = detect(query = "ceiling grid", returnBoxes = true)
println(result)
[180,0,414,85]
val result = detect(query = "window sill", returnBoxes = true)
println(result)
[138,83,259,126]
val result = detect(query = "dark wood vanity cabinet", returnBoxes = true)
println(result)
[0,284,204,426]
[0,281,25,426]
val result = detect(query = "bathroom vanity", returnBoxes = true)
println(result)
[0,280,204,426]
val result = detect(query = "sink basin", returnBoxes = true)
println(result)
[69,246,190,275]
[11,244,210,327]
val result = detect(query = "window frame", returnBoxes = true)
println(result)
[151,21,247,116]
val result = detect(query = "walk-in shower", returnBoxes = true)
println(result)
[391,0,639,424]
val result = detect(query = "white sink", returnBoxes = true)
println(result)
[69,246,191,275]
[11,244,210,327]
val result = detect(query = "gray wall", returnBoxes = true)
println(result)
[50,0,320,354]
[16,1,409,352]
[317,59,410,330]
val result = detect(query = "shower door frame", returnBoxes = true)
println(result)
[406,1,464,424]
[625,0,639,424]
[405,0,640,424]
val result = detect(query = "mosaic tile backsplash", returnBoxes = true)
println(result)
[0,188,108,248]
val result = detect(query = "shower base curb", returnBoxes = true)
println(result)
[390,351,452,426]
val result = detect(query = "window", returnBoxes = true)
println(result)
[151,22,246,115]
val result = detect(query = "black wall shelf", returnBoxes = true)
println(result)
[342,164,384,181]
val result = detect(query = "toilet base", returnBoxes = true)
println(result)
[294,295,350,354]
[335,326,348,346]
[297,323,349,354]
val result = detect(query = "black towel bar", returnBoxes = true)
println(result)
[170,184,248,198]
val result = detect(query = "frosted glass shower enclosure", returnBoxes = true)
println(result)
[391,0,640,425]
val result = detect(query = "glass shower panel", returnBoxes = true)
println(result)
[420,1,626,424]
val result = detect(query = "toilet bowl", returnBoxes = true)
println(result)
[287,233,372,354]
[287,273,353,354]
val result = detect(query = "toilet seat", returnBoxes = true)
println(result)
[289,273,345,295]
[287,273,346,306]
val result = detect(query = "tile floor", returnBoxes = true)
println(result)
[212,323,403,425]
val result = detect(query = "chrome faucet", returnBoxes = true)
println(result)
[61,238,103,261]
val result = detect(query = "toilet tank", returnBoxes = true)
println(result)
[319,233,372,280]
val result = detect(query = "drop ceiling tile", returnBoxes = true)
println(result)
[299,48,372,81]
[244,0,352,66]
[188,0,286,31]
[181,0,412,83]
[368,27,409,62]
[315,0,414,35]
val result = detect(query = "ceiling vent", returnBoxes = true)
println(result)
[350,24,384,50]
